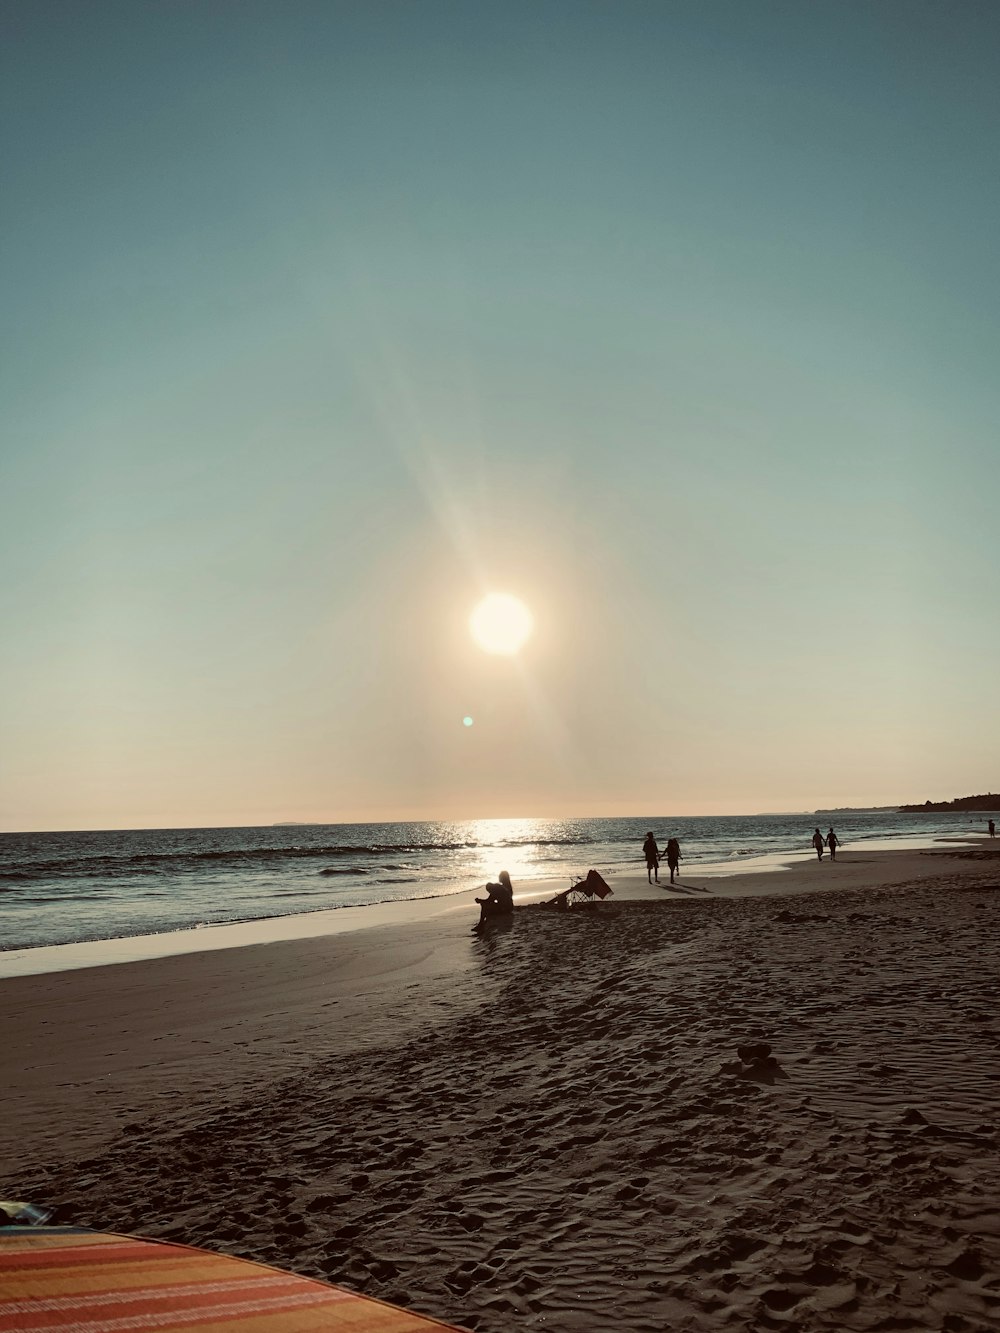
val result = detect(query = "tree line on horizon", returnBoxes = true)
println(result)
[897,793,1000,813]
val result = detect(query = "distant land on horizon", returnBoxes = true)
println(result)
[814,806,898,815]
[897,793,1000,814]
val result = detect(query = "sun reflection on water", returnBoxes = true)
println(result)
[456,817,557,888]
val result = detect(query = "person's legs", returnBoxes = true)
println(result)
[816,847,823,860]
[474,900,506,930]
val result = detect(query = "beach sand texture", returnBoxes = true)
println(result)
[4,844,1000,1331]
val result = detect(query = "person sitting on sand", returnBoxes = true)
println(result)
[812,828,824,861]
[665,836,681,884]
[642,832,661,884]
[826,828,839,860]
[473,869,514,930]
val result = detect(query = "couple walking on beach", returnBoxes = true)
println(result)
[643,832,681,885]
[812,827,839,861]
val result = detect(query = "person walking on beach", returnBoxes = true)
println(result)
[989,819,996,838]
[826,828,839,861]
[642,832,661,884]
[473,870,514,930]
[812,828,825,861]
[665,836,681,884]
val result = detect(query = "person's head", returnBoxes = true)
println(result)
[645,831,653,839]
[498,869,511,888]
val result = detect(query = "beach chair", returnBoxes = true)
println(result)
[546,868,613,910]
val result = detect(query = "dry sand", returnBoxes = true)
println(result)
[3,843,1000,1331]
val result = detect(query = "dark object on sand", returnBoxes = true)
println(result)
[728,1042,786,1084]
[546,869,613,909]
[737,1042,772,1063]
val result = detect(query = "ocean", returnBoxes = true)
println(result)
[1,810,992,953]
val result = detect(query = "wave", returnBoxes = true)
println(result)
[0,835,615,884]
[6,892,116,905]
[0,864,167,883]
[494,835,597,847]
[0,841,490,881]
[0,879,485,952]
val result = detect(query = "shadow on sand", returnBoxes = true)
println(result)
[470,914,515,954]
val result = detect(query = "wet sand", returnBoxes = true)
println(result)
[4,843,999,1330]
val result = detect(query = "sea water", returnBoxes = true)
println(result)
[0,810,991,952]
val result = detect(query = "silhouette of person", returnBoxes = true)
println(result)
[812,828,824,861]
[665,837,681,884]
[989,819,996,838]
[826,828,839,860]
[642,832,661,884]
[473,870,514,930]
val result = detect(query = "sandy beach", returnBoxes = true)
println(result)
[4,842,999,1331]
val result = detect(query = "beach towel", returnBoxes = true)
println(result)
[0,1226,466,1331]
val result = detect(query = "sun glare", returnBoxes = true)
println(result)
[469,593,533,655]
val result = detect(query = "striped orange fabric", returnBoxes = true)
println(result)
[0,1229,465,1331]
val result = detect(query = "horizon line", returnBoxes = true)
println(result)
[0,806,943,837]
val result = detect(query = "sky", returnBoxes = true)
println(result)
[2,1,998,832]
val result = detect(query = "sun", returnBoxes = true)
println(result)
[469,593,533,655]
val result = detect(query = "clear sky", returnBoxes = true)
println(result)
[2,1,998,831]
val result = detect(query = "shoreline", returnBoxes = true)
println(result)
[1,842,994,1154]
[4,840,998,1331]
[2,831,988,980]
